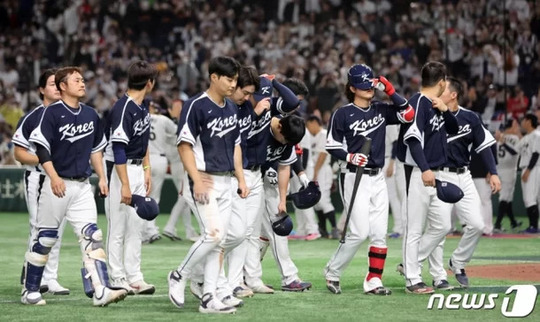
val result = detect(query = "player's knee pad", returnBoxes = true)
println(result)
[31,229,58,255]
[80,223,104,251]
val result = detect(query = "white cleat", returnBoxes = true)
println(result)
[110,278,135,295]
[21,290,46,305]
[190,281,204,300]
[221,295,244,307]
[248,283,275,294]
[168,270,186,308]
[93,287,127,307]
[233,285,254,298]
[129,280,155,295]
[42,279,70,295]
[199,293,236,314]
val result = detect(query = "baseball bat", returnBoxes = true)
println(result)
[340,137,372,244]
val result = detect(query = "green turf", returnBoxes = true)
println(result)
[0,212,538,321]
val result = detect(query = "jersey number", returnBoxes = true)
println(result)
[150,125,155,141]
[498,145,506,158]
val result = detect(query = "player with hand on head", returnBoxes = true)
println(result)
[416,77,500,290]
[518,114,540,233]
[324,64,414,295]
[494,119,522,232]
[104,61,157,295]
[22,66,127,306]
[168,56,249,314]
[396,61,459,294]
[14,69,70,296]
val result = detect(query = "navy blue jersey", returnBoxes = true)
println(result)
[29,100,106,178]
[397,93,452,168]
[326,101,403,170]
[445,107,496,167]
[13,105,45,172]
[177,92,240,172]
[235,99,256,169]
[104,94,151,161]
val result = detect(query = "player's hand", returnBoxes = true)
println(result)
[386,160,395,177]
[521,169,530,183]
[430,96,448,112]
[144,170,152,196]
[265,168,278,185]
[260,73,275,81]
[237,182,250,198]
[193,181,209,204]
[254,97,271,115]
[298,172,309,188]
[98,178,108,198]
[346,153,368,167]
[374,76,395,96]
[121,184,132,205]
[278,200,287,214]
[488,174,501,194]
[421,170,436,187]
[50,176,66,198]
[495,130,503,142]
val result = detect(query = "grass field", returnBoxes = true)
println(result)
[0,212,538,321]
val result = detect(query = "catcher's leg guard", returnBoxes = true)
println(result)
[24,229,58,292]
[80,223,110,297]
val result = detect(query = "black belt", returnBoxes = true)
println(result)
[346,165,381,176]
[128,159,143,166]
[207,171,234,176]
[61,176,87,182]
[440,166,468,174]
[245,165,260,171]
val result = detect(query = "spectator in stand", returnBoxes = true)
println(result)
[507,86,530,119]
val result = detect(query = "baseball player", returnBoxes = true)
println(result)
[324,63,414,295]
[384,124,404,238]
[518,113,540,233]
[22,66,127,306]
[167,56,249,314]
[14,69,70,295]
[305,115,338,239]
[396,61,459,294]
[162,98,200,242]
[494,119,522,232]
[416,77,501,289]
[104,61,157,295]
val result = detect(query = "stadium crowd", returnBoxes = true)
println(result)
[1,0,540,165]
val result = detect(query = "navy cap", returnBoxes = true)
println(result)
[253,77,273,102]
[287,181,321,209]
[272,213,293,236]
[131,195,160,220]
[348,64,374,90]
[435,180,464,203]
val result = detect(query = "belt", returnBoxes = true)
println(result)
[346,165,381,176]
[245,165,260,171]
[128,159,143,166]
[440,166,468,174]
[61,176,87,182]
[207,171,234,176]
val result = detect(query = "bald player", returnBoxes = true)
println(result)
[14,69,70,295]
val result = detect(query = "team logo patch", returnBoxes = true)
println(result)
[59,122,95,142]
[349,113,385,136]
[207,115,238,138]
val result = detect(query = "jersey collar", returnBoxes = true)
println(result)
[60,100,82,115]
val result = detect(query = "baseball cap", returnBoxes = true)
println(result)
[272,213,293,236]
[348,64,374,90]
[435,180,464,203]
[131,195,160,220]
[287,181,321,209]
[253,77,273,102]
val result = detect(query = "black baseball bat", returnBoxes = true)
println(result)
[340,137,372,244]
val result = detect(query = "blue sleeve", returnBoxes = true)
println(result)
[325,110,348,161]
[388,92,407,107]
[176,99,200,146]
[383,104,400,125]
[92,114,107,153]
[29,108,55,153]
[113,142,127,164]
[403,98,428,142]
[442,110,459,134]
[273,79,300,114]
[528,152,539,170]
[479,146,498,174]
[407,139,430,172]
[471,113,496,153]
[109,104,134,144]
[391,141,398,159]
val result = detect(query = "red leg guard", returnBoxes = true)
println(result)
[367,246,387,281]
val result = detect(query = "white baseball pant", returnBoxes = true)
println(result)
[143,154,168,239]
[473,177,493,235]
[105,163,147,283]
[521,167,540,207]
[289,173,319,236]
[312,164,335,214]
[498,168,517,202]
[383,158,404,234]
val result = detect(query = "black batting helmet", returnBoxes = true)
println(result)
[272,213,293,236]
[288,181,321,209]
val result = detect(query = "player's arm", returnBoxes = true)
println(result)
[522,150,539,183]
[234,144,249,198]
[326,112,368,166]
[313,151,327,181]
[178,142,208,204]
[291,146,309,187]
[14,145,39,165]
[113,142,132,205]
[90,151,108,197]
[35,144,66,198]
[430,96,459,134]
[403,102,434,186]
[273,79,300,114]
[143,146,151,196]
[277,163,290,214]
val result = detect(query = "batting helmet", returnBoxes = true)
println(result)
[272,213,293,236]
[288,181,321,209]
[435,180,464,203]
[348,64,374,90]
[131,195,160,220]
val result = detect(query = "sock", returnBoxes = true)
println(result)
[316,211,327,236]
[495,201,507,229]
[508,202,518,226]
[526,205,539,229]
[325,210,337,228]
[366,246,387,281]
